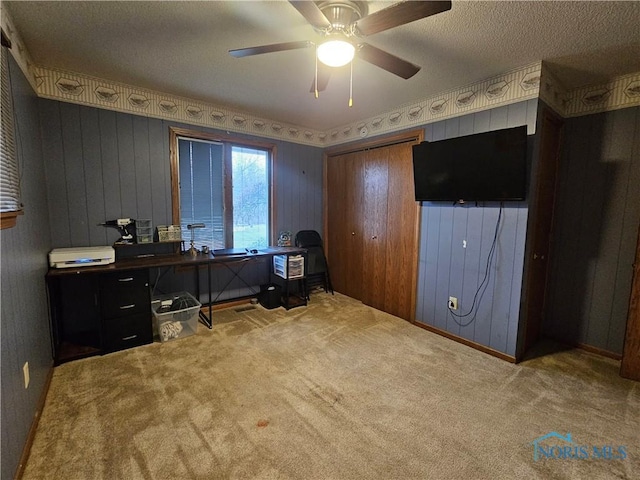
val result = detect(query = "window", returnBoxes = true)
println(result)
[0,32,21,229]
[230,146,270,248]
[170,127,273,250]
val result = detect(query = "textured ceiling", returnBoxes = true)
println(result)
[5,1,640,131]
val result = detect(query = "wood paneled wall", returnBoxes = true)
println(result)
[1,55,52,480]
[544,106,640,355]
[275,140,324,236]
[38,99,324,300]
[414,99,538,357]
[39,100,324,248]
[40,104,173,247]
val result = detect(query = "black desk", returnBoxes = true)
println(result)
[46,246,306,363]
[188,246,307,327]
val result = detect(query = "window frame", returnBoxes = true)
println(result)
[169,126,276,248]
[0,32,22,230]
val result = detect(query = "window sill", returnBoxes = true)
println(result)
[1,209,23,229]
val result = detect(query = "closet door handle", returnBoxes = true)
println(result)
[351,232,355,236]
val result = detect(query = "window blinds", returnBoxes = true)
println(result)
[178,138,225,249]
[0,46,20,213]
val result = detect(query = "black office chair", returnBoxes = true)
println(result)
[295,230,333,295]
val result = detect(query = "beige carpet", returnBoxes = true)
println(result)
[23,292,639,479]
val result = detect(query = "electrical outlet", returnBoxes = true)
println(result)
[23,362,30,389]
[448,296,458,310]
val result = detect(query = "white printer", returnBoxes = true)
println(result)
[49,246,115,269]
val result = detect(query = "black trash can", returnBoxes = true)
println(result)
[259,284,281,309]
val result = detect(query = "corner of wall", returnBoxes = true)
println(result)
[0,4,39,92]
[540,61,640,119]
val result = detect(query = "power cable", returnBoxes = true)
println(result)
[448,203,503,327]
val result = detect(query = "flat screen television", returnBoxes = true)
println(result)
[412,125,528,202]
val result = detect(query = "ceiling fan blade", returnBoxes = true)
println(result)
[289,1,332,29]
[229,41,312,58]
[355,1,451,36]
[357,43,421,79]
[310,64,332,93]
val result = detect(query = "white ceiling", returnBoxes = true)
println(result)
[5,1,640,131]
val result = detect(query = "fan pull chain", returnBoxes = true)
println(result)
[314,46,319,99]
[349,60,353,107]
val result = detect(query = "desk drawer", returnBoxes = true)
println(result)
[100,270,150,318]
[104,312,153,352]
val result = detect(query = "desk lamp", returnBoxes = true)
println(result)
[187,223,205,256]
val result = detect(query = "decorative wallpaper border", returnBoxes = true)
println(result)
[33,63,542,148]
[329,63,542,144]
[538,64,640,118]
[563,72,640,118]
[0,3,38,93]
[538,63,568,116]
[3,7,640,148]
[34,65,326,147]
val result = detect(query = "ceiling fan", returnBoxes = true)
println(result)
[229,1,452,97]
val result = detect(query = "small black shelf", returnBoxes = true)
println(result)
[282,293,307,310]
[270,252,308,310]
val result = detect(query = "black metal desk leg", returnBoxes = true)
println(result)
[207,261,212,328]
[195,264,212,329]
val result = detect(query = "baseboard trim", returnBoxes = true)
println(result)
[534,335,623,361]
[574,342,622,361]
[14,362,54,480]
[413,322,516,363]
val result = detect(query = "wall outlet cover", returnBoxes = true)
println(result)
[448,296,458,310]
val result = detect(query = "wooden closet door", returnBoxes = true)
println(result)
[620,224,640,380]
[326,152,363,299]
[361,147,390,311]
[326,129,422,319]
[384,142,420,320]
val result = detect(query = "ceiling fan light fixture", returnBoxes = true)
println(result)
[317,39,355,67]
